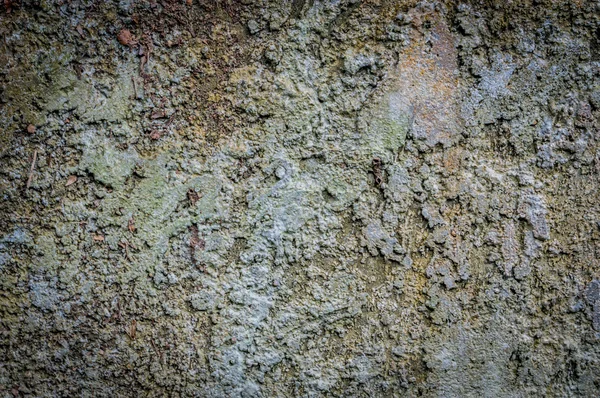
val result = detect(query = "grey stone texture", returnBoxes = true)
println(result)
[1,0,600,396]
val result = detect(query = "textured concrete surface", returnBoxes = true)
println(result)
[1,0,600,396]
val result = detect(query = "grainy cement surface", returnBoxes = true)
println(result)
[1,0,600,396]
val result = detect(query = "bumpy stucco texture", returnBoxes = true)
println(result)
[2,0,600,396]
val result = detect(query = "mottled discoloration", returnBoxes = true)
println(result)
[1,0,600,397]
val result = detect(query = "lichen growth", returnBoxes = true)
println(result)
[1,1,600,397]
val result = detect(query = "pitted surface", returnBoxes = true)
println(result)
[1,1,600,396]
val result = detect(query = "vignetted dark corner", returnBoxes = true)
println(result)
[1,0,600,396]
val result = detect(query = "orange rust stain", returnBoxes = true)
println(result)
[443,147,464,174]
[389,12,462,147]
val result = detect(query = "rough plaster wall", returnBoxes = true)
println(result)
[1,0,600,396]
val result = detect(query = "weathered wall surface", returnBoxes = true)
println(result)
[1,0,600,396]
